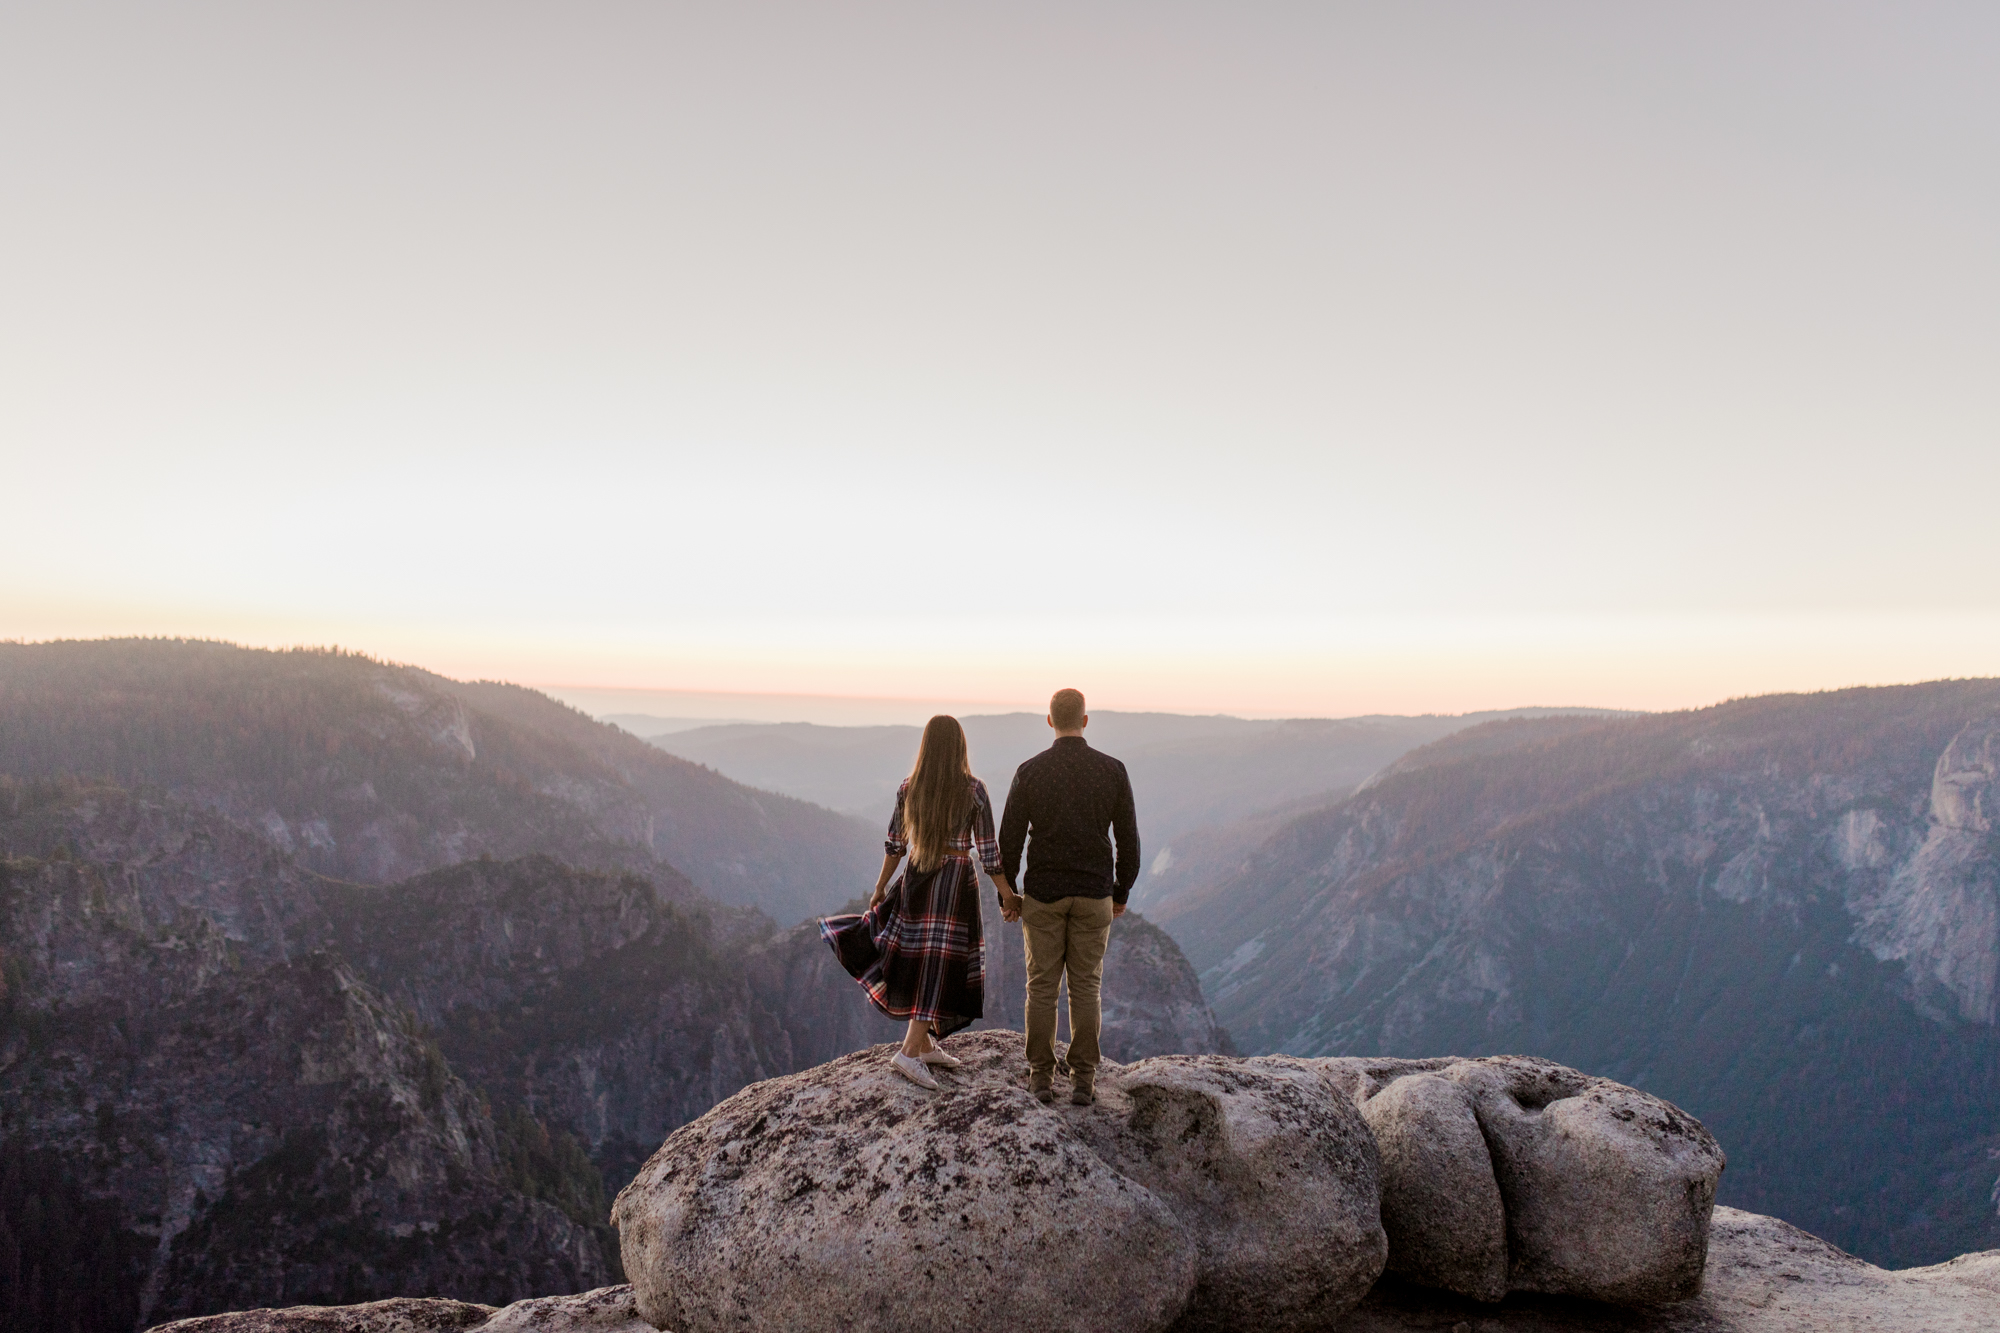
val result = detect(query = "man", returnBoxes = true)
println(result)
[997,687,1140,1106]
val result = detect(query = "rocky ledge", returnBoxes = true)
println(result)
[150,1286,650,1333]
[614,1029,1386,1333]
[144,1212,2000,1333]
[153,1032,2000,1333]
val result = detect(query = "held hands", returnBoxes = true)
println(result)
[997,886,1022,923]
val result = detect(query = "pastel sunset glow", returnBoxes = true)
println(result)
[6,3,1996,718]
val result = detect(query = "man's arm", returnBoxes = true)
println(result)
[989,870,1021,922]
[998,766,1030,888]
[1110,761,1140,916]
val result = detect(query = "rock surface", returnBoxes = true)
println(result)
[147,1211,2000,1333]
[469,1286,652,1333]
[149,1298,498,1333]
[1354,1069,1510,1301]
[610,1029,1385,1333]
[1345,1206,2000,1331]
[1086,1054,1385,1332]
[149,1286,651,1333]
[1852,713,2000,1025]
[1321,1056,1725,1307]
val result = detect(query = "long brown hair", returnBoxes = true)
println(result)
[903,715,975,873]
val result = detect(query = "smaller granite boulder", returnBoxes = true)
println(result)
[1317,1055,1724,1307]
[1083,1055,1386,1332]
[1457,1057,1723,1305]
[1356,1070,1509,1301]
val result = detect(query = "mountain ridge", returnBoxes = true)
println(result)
[0,639,880,925]
[1152,679,2000,1266]
[634,706,1633,861]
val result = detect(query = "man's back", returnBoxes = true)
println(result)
[998,736,1140,904]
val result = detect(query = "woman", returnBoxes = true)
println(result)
[820,714,1017,1090]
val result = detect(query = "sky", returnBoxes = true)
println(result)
[4,3,1997,719]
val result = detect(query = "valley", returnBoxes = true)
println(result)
[632,706,1626,872]
[0,642,1228,1330]
[6,640,1999,1326]
[1150,685,2000,1267]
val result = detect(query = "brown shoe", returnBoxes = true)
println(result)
[1030,1076,1055,1105]
[1070,1084,1095,1106]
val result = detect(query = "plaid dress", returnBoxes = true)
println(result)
[820,776,1002,1037]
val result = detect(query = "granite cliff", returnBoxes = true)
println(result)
[1155,680,2000,1266]
[0,811,612,1329]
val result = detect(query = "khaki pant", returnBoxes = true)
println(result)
[1021,894,1114,1088]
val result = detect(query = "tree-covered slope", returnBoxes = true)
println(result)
[0,796,613,1330]
[1156,680,2000,1267]
[0,639,878,924]
[0,779,1234,1325]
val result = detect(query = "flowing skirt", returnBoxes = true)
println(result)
[819,854,985,1037]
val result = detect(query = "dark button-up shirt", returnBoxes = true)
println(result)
[998,736,1141,904]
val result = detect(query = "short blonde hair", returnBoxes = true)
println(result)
[1049,689,1086,731]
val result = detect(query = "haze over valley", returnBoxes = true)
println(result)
[4,639,1999,1330]
[633,683,2000,1266]
[623,706,1630,861]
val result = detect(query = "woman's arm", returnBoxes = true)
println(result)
[972,780,1021,921]
[873,781,910,908]
[868,853,901,908]
[989,871,1022,922]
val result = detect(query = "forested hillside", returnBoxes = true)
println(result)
[0,773,1228,1327]
[0,787,614,1330]
[1155,681,2000,1267]
[0,639,878,924]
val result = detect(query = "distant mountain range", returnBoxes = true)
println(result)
[0,641,1230,1330]
[1148,682,2000,1268]
[628,707,1630,863]
[0,639,881,926]
[13,638,1996,1307]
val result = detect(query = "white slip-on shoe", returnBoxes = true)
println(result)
[891,1052,941,1090]
[918,1047,962,1069]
